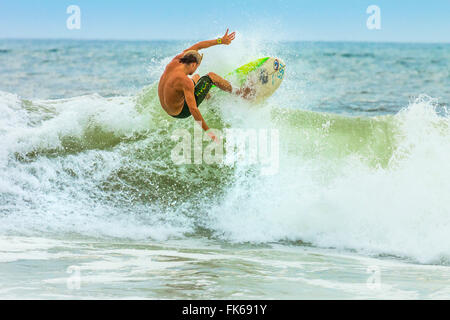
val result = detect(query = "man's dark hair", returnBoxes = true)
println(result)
[179,53,199,65]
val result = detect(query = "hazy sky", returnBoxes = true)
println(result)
[1,0,449,42]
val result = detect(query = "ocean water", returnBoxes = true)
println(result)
[0,39,450,299]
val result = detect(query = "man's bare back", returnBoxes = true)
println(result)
[158,52,194,117]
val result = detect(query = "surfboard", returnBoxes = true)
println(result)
[213,57,286,102]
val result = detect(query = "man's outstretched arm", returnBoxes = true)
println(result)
[184,29,236,52]
[182,79,218,142]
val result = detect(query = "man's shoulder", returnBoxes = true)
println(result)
[166,72,192,89]
[167,53,183,66]
[169,72,186,81]
[178,75,194,89]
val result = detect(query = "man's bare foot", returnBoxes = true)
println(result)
[235,86,255,100]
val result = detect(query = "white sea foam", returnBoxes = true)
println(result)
[204,95,450,263]
[1,41,449,266]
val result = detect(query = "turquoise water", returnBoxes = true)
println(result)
[0,39,449,299]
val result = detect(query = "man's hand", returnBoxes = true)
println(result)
[183,29,236,52]
[220,29,236,45]
[207,130,221,144]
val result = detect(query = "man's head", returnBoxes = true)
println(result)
[179,50,203,75]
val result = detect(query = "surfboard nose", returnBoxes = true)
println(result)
[273,58,286,80]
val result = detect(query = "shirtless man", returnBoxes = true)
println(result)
[158,29,241,142]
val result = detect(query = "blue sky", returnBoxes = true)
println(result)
[0,0,449,42]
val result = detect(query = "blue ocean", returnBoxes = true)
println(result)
[0,38,449,299]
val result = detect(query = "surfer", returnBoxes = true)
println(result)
[158,29,248,142]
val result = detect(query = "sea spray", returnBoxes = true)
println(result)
[208,95,450,264]
[1,40,449,266]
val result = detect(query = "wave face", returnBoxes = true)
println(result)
[0,39,449,265]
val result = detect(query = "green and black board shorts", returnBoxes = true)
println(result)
[172,75,214,119]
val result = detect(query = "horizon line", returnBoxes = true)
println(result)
[1,37,449,45]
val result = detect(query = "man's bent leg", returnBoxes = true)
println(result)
[207,72,232,93]
[194,75,214,106]
[207,72,255,99]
